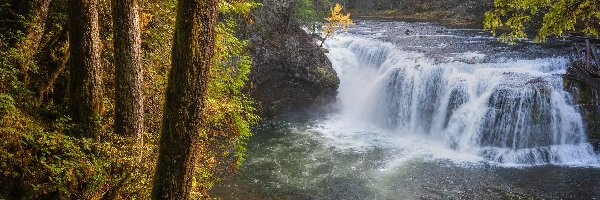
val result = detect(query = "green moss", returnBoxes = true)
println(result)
[315,65,337,84]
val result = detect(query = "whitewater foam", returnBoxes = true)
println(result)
[318,35,600,167]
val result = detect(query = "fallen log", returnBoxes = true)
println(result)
[565,61,600,89]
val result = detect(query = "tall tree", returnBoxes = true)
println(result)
[151,0,219,198]
[112,0,144,141]
[68,0,103,137]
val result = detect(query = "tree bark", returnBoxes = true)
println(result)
[38,37,69,103]
[151,0,219,198]
[15,0,53,84]
[68,0,103,138]
[112,0,144,141]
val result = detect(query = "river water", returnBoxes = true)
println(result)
[212,20,600,199]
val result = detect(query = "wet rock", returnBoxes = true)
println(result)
[563,61,600,149]
[246,0,340,118]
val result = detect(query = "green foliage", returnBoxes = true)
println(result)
[192,1,261,197]
[2,109,112,198]
[0,40,24,94]
[484,0,599,43]
[220,0,261,15]
[295,0,317,28]
[0,46,14,79]
[0,93,16,118]
[0,0,259,198]
[293,0,333,32]
[0,1,343,197]
[139,0,177,134]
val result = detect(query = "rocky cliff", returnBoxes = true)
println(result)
[246,0,340,118]
[564,61,600,149]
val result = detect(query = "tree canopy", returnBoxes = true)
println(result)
[484,0,599,43]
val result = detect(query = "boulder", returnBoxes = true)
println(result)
[246,0,340,118]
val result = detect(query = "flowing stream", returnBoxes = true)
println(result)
[212,20,600,199]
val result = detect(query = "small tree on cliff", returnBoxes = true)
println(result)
[319,3,353,47]
[484,0,599,43]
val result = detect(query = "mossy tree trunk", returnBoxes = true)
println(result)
[151,0,219,199]
[68,0,103,138]
[112,0,144,141]
[15,0,53,84]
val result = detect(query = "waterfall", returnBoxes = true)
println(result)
[325,36,600,166]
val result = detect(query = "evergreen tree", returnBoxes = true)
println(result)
[113,0,144,141]
[151,0,219,198]
[68,0,103,137]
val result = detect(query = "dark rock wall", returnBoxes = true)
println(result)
[247,0,340,118]
[564,62,600,148]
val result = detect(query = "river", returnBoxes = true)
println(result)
[211,20,600,199]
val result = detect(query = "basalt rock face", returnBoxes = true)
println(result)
[564,61,600,149]
[247,0,340,118]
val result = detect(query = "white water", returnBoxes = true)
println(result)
[319,35,600,167]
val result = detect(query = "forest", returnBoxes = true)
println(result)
[0,0,599,199]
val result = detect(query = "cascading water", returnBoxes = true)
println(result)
[325,35,600,166]
[212,22,600,199]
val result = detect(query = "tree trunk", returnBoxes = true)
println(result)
[112,0,144,141]
[68,0,103,138]
[15,0,53,84]
[151,0,219,198]
[37,36,69,103]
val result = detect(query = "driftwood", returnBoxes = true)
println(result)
[565,61,600,90]
[565,39,600,93]
[571,40,600,78]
